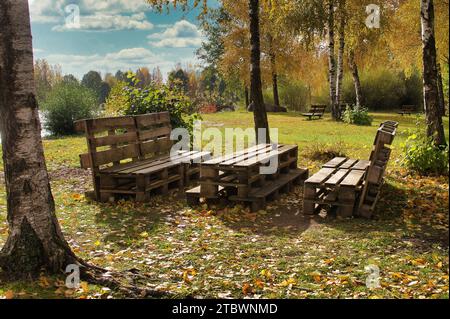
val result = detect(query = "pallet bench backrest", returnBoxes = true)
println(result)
[75,112,172,172]
[311,105,326,115]
[135,112,173,159]
[401,105,415,112]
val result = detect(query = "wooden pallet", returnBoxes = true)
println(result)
[303,165,366,217]
[229,168,309,211]
[303,121,398,218]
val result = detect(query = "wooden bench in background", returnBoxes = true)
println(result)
[303,121,398,218]
[301,105,327,120]
[398,105,415,116]
[75,112,210,202]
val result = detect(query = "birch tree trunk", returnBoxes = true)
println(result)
[335,0,346,118]
[249,0,270,142]
[437,63,446,116]
[327,0,338,120]
[420,0,446,146]
[0,0,79,277]
[268,35,280,110]
[348,50,363,108]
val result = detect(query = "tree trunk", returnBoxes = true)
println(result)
[420,0,446,146]
[249,0,270,143]
[0,0,79,277]
[437,63,446,116]
[268,35,280,111]
[244,86,250,108]
[327,0,338,120]
[335,0,346,118]
[348,50,363,108]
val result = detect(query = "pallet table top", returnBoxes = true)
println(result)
[201,143,297,170]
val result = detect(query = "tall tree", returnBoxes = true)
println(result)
[249,0,270,141]
[420,0,446,146]
[348,50,363,107]
[326,0,339,120]
[335,0,346,116]
[147,0,270,142]
[0,0,80,277]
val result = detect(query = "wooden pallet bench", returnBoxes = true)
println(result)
[303,121,398,218]
[75,112,210,202]
[301,105,327,120]
[397,105,415,116]
[186,144,309,211]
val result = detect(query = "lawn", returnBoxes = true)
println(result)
[0,112,448,299]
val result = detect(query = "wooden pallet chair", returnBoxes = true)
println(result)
[76,112,209,202]
[303,121,398,218]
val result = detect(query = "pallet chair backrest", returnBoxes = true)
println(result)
[366,121,398,185]
[135,112,173,159]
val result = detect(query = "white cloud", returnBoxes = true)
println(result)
[148,20,204,48]
[52,12,153,32]
[43,48,176,79]
[29,0,152,31]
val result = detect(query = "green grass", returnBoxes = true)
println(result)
[0,112,448,299]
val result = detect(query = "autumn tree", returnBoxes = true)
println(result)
[146,0,270,142]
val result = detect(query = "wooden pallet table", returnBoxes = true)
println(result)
[186,144,309,211]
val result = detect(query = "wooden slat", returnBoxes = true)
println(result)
[135,112,170,128]
[352,160,371,170]
[139,126,171,141]
[323,157,347,168]
[140,138,173,155]
[340,170,365,187]
[340,159,358,169]
[234,145,297,167]
[94,144,139,166]
[92,131,137,147]
[86,117,136,134]
[202,144,268,165]
[325,169,349,186]
[221,144,276,166]
[305,168,335,185]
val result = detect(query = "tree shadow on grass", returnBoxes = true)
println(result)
[212,186,315,237]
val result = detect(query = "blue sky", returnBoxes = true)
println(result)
[29,0,218,79]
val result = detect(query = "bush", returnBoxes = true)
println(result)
[319,68,423,111]
[108,72,200,134]
[263,80,310,112]
[342,105,373,126]
[402,123,449,176]
[41,81,99,135]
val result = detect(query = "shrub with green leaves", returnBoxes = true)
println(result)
[41,81,99,136]
[115,72,200,134]
[342,105,373,126]
[402,124,449,176]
